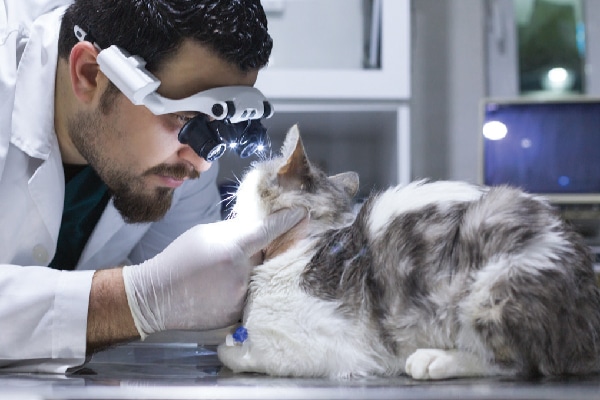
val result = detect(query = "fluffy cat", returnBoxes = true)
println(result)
[217,124,600,380]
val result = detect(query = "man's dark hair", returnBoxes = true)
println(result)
[58,0,273,73]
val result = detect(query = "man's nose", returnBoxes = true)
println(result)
[178,145,212,173]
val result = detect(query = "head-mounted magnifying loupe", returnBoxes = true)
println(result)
[74,25,274,162]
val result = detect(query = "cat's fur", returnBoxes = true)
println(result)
[217,125,600,379]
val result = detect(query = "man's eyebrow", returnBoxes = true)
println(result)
[176,111,201,117]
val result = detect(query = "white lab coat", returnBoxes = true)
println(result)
[0,1,222,372]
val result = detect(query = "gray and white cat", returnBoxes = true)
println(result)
[217,125,600,379]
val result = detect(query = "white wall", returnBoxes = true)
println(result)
[264,0,364,70]
[411,0,487,183]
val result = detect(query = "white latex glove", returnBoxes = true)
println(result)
[122,208,306,339]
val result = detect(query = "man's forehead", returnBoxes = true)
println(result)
[154,40,258,100]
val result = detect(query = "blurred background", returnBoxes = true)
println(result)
[218,0,600,245]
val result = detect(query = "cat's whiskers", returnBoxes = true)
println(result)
[215,177,241,220]
[218,192,237,208]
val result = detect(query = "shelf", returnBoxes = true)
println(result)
[255,0,411,100]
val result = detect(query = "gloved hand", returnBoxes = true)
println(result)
[122,208,306,339]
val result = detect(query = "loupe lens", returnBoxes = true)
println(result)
[178,115,226,161]
[238,142,259,158]
[178,114,269,161]
[215,121,239,145]
[207,143,227,161]
[235,119,268,158]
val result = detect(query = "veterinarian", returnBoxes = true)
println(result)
[0,0,305,372]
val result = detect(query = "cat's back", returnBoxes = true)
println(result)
[360,180,600,376]
[361,180,596,300]
[364,180,485,239]
[364,180,584,267]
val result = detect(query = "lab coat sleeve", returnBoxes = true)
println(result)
[0,0,94,373]
[0,265,94,373]
[127,162,223,263]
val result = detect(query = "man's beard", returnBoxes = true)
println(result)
[67,90,198,223]
[109,163,199,224]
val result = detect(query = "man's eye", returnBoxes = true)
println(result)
[173,114,194,124]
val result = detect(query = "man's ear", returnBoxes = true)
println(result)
[69,41,102,104]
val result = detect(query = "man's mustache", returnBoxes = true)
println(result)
[144,163,200,180]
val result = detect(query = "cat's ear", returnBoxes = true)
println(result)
[277,124,313,191]
[330,171,360,198]
[280,124,302,159]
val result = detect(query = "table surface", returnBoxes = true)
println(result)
[3,340,600,400]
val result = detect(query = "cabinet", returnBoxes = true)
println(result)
[217,0,411,206]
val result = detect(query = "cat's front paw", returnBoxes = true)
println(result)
[405,348,487,380]
[217,343,247,372]
[405,349,458,380]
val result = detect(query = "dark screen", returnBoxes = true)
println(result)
[483,101,600,194]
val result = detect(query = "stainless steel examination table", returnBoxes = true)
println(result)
[3,332,600,400]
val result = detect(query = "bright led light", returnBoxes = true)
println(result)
[256,144,265,152]
[548,67,568,85]
[542,67,574,91]
[228,142,238,149]
[482,121,507,140]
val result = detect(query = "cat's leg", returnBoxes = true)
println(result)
[405,348,492,380]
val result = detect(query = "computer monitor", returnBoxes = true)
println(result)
[479,97,600,205]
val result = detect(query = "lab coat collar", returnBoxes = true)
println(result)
[11,6,66,160]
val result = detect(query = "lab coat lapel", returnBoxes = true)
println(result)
[77,201,126,267]
[77,201,151,268]
[0,93,13,182]
[0,34,15,181]
[27,149,65,247]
